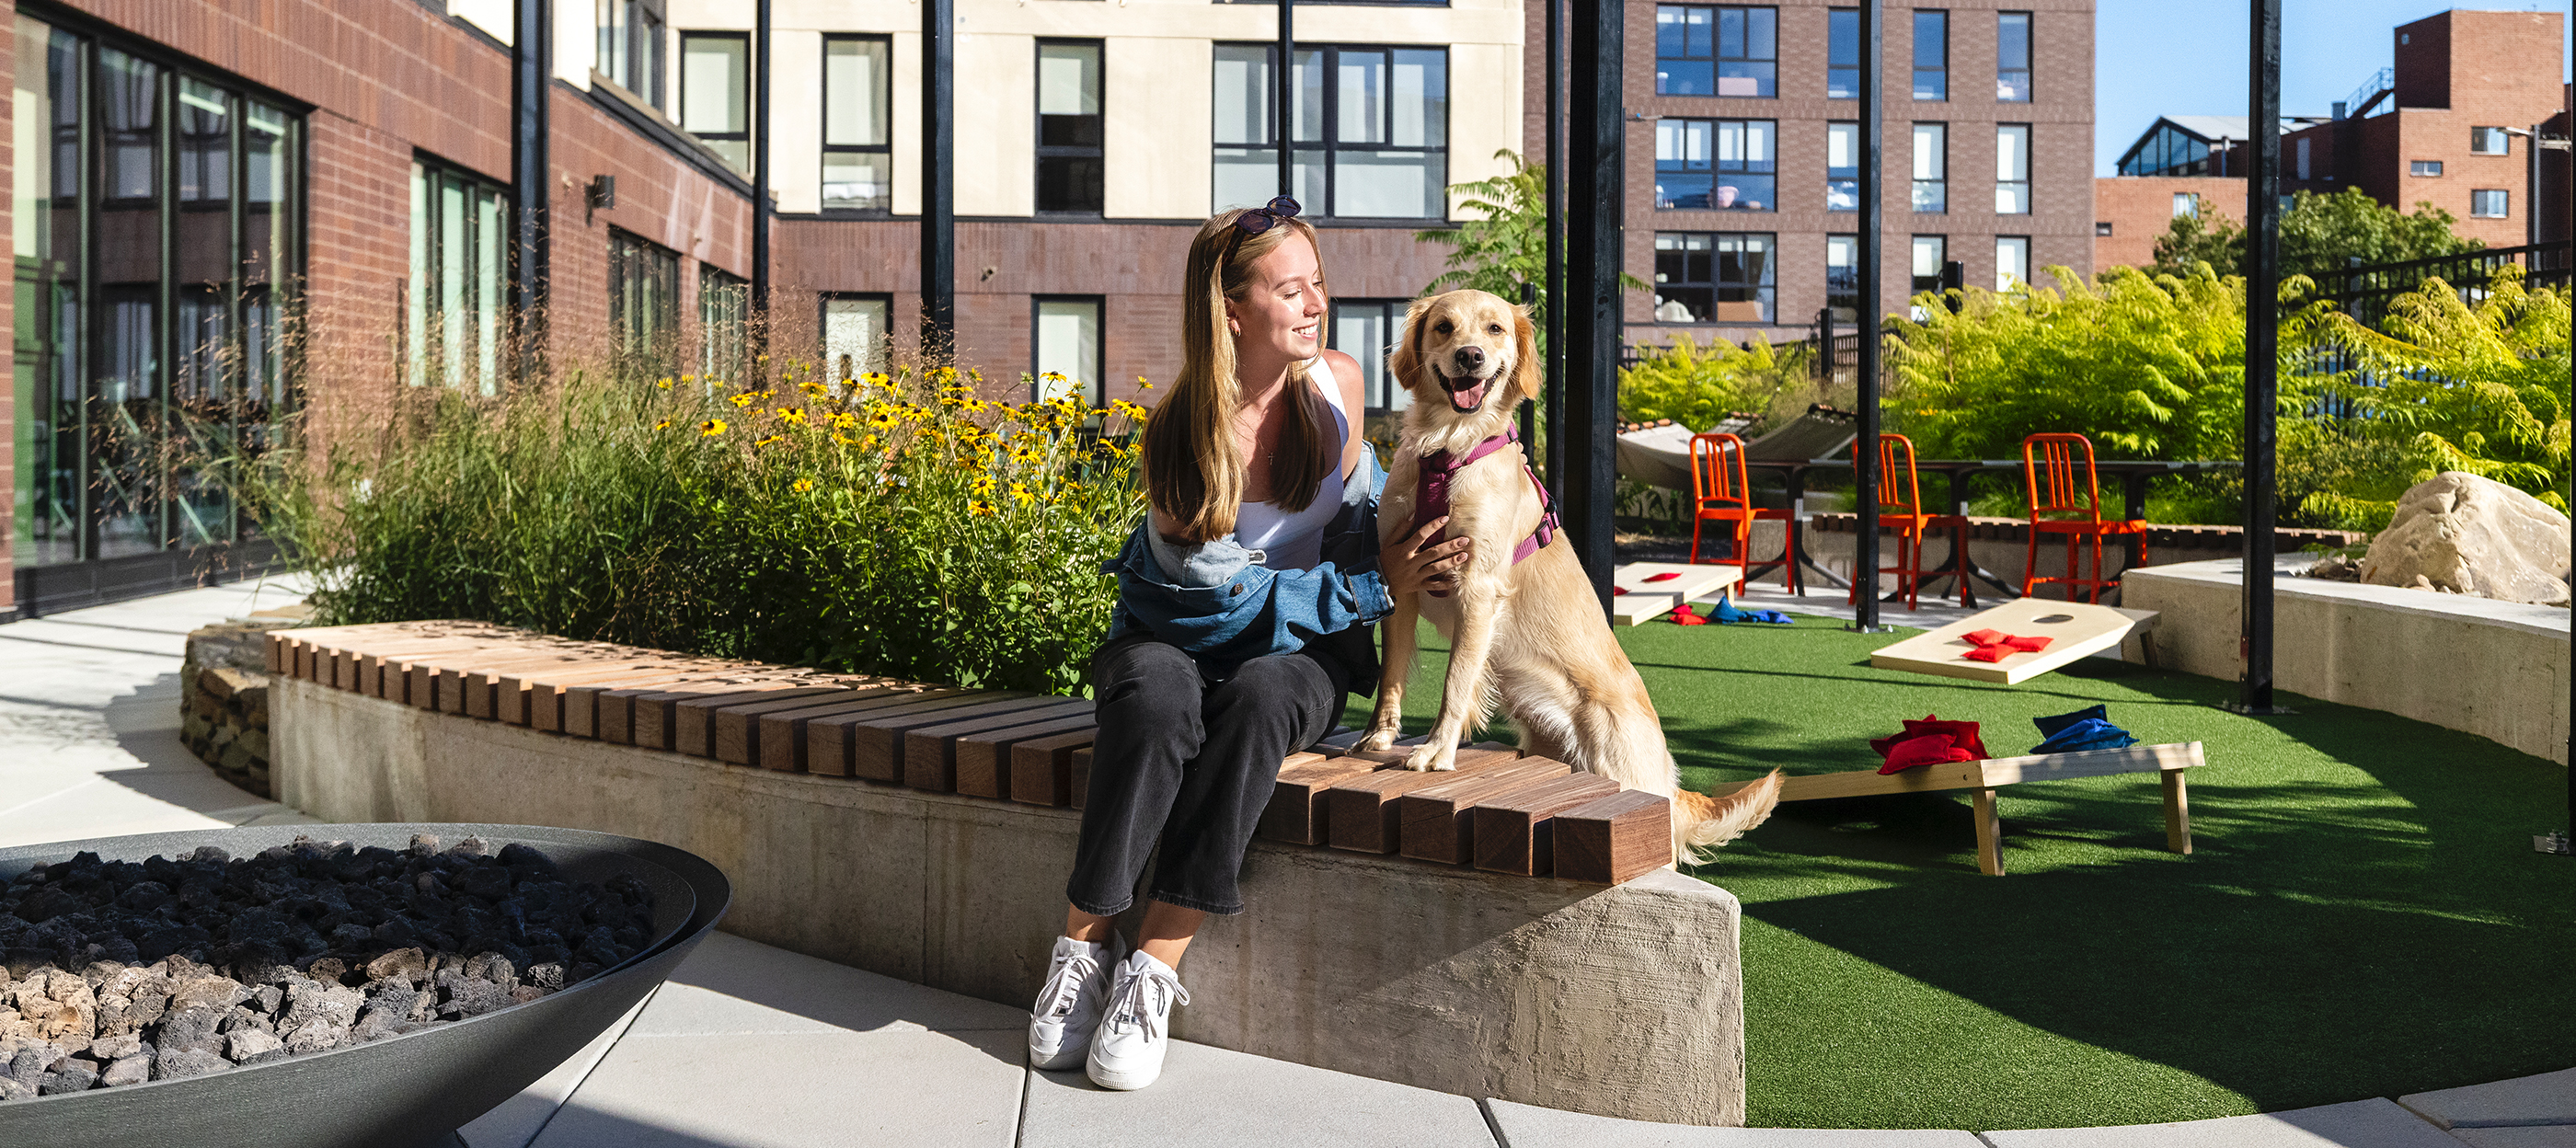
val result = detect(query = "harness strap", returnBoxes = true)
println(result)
[1414,423,1561,598]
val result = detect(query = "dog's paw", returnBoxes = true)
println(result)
[1358,727,1401,752]
[1403,742,1457,772]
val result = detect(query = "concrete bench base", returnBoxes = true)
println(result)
[274,678,1748,1126]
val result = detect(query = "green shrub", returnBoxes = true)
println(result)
[1618,333,1814,433]
[252,363,1145,695]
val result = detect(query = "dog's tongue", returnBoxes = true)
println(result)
[1448,380,1488,411]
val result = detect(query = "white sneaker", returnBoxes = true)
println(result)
[1086,949,1189,1091]
[1028,934,1121,1071]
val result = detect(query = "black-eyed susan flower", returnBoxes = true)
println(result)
[968,499,996,517]
[792,477,816,493]
[730,393,757,408]
[653,419,673,430]
[1008,481,1036,507]
[756,434,784,447]
[777,407,808,425]
[699,419,727,436]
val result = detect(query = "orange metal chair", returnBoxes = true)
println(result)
[1847,433,1965,610]
[2020,433,2150,603]
[1688,432,1800,592]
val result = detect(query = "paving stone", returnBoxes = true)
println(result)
[2449,1129,2576,1148]
[2402,1069,2576,1129]
[1980,1098,2469,1148]
[1488,1098,1982,1145]
[622,929,1024,1038]
[528,1029,1022,1148]
[458,997,650,1148]
[1019,1039,1495,1148]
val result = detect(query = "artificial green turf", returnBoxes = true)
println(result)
[1341,614,2573,1131]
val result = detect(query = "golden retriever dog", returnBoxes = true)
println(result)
[1360,289,1782,861]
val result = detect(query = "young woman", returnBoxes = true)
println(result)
[1026,200,1470,1090]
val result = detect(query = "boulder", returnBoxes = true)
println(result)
[2360,472,2572,606]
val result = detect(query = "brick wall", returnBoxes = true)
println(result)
[2090,176,2246,270]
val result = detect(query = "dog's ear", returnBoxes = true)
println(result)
[1510,304,1543,407]
[1391,295,1437,398]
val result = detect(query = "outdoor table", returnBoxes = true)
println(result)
[1742,458,2242,607]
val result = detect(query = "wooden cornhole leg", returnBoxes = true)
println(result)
[1972,787,2003,877]
[2161,769,2191,855]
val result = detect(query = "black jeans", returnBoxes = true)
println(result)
[1065,635,1351,916]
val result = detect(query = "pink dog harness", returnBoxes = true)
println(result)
[1413,423,1560,597]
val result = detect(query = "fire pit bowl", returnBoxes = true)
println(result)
[0,823,730,1148]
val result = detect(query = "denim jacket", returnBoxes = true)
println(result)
[1099,453,1391,683]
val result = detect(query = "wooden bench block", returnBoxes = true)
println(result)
[701,688,869,763]
[774,689,972,775]
[1007,729,1101,807]
[565,668,734,738]
[1472,773,1622,877]
[820,693,1037,781]
[1551,790,1674,884]
[634,683,814,750]
[504,660,669,729]
[1254,753,1377,844]
[1397,758,1578,865]
[600,675,769,743]
[954,712,1099,799]
[1325,748,1522,854]
[447,651,606,718]
[892,699,1092,791]
[1310,729,1367,756]
[666,685,847,756]
[1070,747,1094,809]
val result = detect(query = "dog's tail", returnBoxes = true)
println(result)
[1672,770,1784,865]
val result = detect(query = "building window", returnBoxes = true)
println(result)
[1328,299,1409,409]
[2470,127,2510,155]
[698,265,747,385]
[1911,123,1946,212]
[1995,123,2030,213]
[823,36,892,211]
[1995,235,2030,290]
[13,16,301,570]
[1996,12,2031,101]
[2470,189,2508,218]
[2409,160,2442,178]
[2296,137,2311,180]
[1653,232,1775,324]
[1037,40,1104,214]
[679,32,749,172]
[2172,192,2197,217]
[1656,119,1775,211]
[2095,221,2113,236]
[1827,121,1858,211]
[596,0,666,108]
[1213,44,1449,219]
[408,159,509,396]
[1910,235,1947,297]
[1655,6,1777,98]
[1912,10,1947,101]
[1034,297,1102,404]
[608,228,680,374]
[1827,9,1860,99]
[1826,234,1858,320]
[821,294,891,384]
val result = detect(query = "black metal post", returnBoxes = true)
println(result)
[1519,281,1539,449]
[1850,0,1883,631]
[1278,0,1294,197]
[2233,0,2285,714]
[1544,0,1564,498]
[2525,121,2540,250]
[510,0,550,384]
[752,0,772,368]
[922,0,956,357]
[1564,0,1622,614]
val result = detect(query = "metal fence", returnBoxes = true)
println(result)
[2308,240,2572,329]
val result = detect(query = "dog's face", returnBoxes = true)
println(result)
[1391,290,1541,420]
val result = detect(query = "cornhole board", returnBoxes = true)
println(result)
[1713,741,2203,876]
[1611,562,1742,626]
[1869,600,2158,684]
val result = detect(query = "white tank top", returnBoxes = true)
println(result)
[1234,360,1351,571]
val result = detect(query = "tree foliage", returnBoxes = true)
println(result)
[1618,334,1810,431]
[2147,189,2480,283]
[1415,149,1645,339]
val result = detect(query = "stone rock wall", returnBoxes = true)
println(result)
[2362,472,2573,607]
[181,619,301,798]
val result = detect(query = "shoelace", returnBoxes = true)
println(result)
[1040,949,1103,1020]
[1103,962,1190,1042]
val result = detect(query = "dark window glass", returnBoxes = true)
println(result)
[1653,232,1775,324]
[1826,235,1858,319]
[1655,118,1775,211]
[698,265,747,385]
[823,36,892,210]
[1038,41,1105,213]
[1328,299,1409,409]
[680,32,749,171]
[406,160,509,395]
[1996,12,2031,101]
[1827,9,1860,98]
[1655,6,1776,98]
[609,228,680,376]
[1912,10,1947,101]
[596,0,667,107]
[1911,235,1947,297]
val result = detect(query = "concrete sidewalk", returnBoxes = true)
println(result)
[4,578,2565,1148]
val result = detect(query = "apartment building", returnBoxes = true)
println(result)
[2095,8,2570,269]
[1598,0,2095,350]
[4,0,1523,616]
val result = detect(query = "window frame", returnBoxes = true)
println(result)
[1909,234,1948,299]
[1910,121,1946,213]
[1654,117,1777,212]
[406,155,512,396]
[2469,189,2509,218]
[1994,123,2030,215]
[1651,230,1777,325]
[1826,8,1860,99]
[1653,5,1778,98]
[822,34,893,213]
[1210,42,1451,221]
[1030,294,1106,405]
[1911,9,1947,101]
[607,226,681,376]
[595,0,668,109]
[1327,297,1411,410]
[819,292,894,385]
[1826,233,1859,319]
[1995,235,2030,291]
[1035,39,1106,216]
[1995,11,2031,102]
[2469,127,2511,155]
[2408,159,2443,178]
[1826,121,1858,211]
[696,263,748,386]
[677,30,750,173]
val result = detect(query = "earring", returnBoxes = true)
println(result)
[1227,320,1240,334]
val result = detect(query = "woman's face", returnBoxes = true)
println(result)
[1226,234,1326,364]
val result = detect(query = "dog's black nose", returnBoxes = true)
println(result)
[1453,345,1486,371]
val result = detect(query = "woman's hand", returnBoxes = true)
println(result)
[1384,517,1473,597]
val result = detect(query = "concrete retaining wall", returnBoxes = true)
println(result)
[2122,559,2570,764]
[272,679,1748,1125]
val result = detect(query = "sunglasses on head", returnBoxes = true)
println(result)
[1222,196,1303,260]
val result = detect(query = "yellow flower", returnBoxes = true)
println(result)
[776,407,808,425]
[655,377,673,390]
[1008,481,1036,507]
[1136,375,1154,390]
[699,419,727,436]
[971,474,996,495]
[792,477,816,493]
[968,499,996,517]
[653,419,673,430]
[832,432,861,445]
[730,393,756,408]
[860,434,879,451]
[800,380,828,396]
[756,434,784,447]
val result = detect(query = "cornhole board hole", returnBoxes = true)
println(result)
[1869,600,2158,684]
[1611,562,1742,626]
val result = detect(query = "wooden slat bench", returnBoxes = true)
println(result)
[264,623,1685,887]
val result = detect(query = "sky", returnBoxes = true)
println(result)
[2094,0,2573,175]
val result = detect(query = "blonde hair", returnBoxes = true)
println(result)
[1143,209,1332,543]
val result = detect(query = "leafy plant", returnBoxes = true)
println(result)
[1416,149,1647,337]
[1617,333,1808,432]
[2147,189,2480,283]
